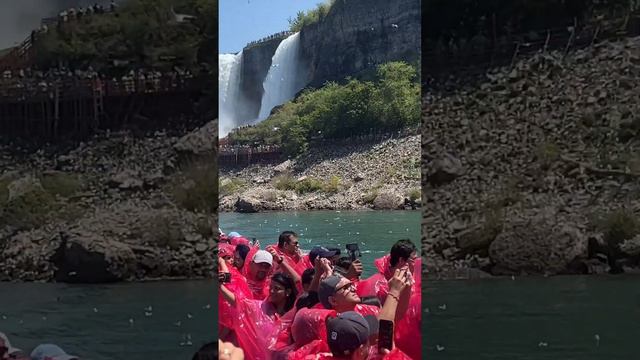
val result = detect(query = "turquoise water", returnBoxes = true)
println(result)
[0,281,215,360]
[424,276,640,359]
[219,210,421,277]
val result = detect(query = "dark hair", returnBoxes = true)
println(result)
[335,256,352,270]
[271,272,298,311]
[235,244,250,261]
[192,342,217,360]
[278,231,297,248]
[390,239,417,267]
[301,268,315,285]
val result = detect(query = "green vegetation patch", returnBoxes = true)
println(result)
[287,0,336,32]
[34,0,216,71]
[228,61,420,157]
[170,158,217,214]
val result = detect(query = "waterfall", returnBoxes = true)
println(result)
[218,51,243,138]
[258,32,307,120]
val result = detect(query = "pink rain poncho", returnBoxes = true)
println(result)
[373,255,422,360]
[274,308,335,360]
[266,244,312,277]
[219,260,252,330]
[241,244,273,300]
[233,298,287,360]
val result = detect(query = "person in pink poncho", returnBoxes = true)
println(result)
[370,239,421,360]
[220,264,299,360]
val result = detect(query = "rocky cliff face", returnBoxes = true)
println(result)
[300,0,421,87]
[234,0,421,118]
[238,37,284,121]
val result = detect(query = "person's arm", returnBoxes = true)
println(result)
[378,268,408,322]
[220,283,236,307]
[392,266,413,323]
[218,257,236,306]
[309,258,332,292]
[268,248,301,283]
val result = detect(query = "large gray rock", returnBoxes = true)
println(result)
[52,228,138,283]
[427,153,464,187]
[373,190,405,210]
[108,170,144,190]
[174,120,216,156]
[235,195,263,213]
[489,209,588,275]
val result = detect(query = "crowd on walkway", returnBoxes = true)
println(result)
[217,230,421,359]
[0,66,196,100]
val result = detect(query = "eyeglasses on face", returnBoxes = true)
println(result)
[336,282,356,293]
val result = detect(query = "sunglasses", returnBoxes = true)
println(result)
[336,281,356,293]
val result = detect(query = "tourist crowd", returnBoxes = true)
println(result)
[217,230,422,360]
[0,67,196,99]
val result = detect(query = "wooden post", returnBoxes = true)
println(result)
[543,29,551,53]
[510,42,521,70]
[54,85,59,139]
[564,22,576,60]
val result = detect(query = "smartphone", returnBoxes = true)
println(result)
[378,319,394,352]
[221,272,231,283]
[346,243,361,261]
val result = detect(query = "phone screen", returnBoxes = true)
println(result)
[378,319,394,352]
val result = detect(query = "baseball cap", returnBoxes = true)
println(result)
[30,344,78,360]
[228,231,240,238]
[0,332,21,355]
[309,246,340,264]
[326,311,378,356]
[318,274,342,309]
[252,250,273,265]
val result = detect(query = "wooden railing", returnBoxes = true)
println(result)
[0,75,205,101]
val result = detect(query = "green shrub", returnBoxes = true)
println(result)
[406,188,421,202]
[287,0,336,32]
[295,177,324,194]
[228,61,420,156]
[0,186,58,230]
[323,175,341,194]
[273,173,297,191]
[39,172,84,198]
[535,141,560,170]
[219,177,246,196]
[171,159,217,213]
[598,209,640,248]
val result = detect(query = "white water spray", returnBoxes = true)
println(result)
[258,32,307,120]
[218,51,243,137]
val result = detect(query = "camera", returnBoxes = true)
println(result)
[346,243,361,261]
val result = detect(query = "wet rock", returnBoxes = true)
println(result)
[373,190,405,210]
[427,153,464,187]
[108,170,144,190]
[235,195,262,213]
[488,209,587,275]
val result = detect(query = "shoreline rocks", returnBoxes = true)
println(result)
[0,121,217,283]
[423,37,640,278]
[220,134,421,212]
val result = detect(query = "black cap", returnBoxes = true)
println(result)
[326,311,378,356]
[309,246,339,264]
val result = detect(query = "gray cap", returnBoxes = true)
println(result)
[318,274,342,309]
[326,311,378,356]
[30,344,78,360]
